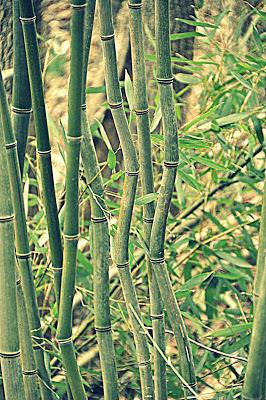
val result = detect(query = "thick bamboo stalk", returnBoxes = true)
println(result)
[18,0,63,305]
[98,1,154,398]
[0,102,25,400]
[128,1,167,399]
[12,0,31,175]
[81,2,119,397]
[149,1,197,399]
[0,69,54,400]
[56,2,87,399]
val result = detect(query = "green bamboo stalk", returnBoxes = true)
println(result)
[81,1,119,397]
[56,2,87,399]
[16,277,41,400]
[128,1,167,399]
[98,1,154,398]
[149,1,197,399]
[0,368,4,400]
[0,104,25,400]
[0,68,54,399]
[18,0,63,305]
[12,0,31,175]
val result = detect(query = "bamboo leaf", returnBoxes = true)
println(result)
[178,169,204,191]
[191,155,229,171]
[124,70,134,111]
[107,149,116,170]
[180,272,213,291]
[175,73,202,84]
[96,119,112,150]
[170,32,206,40]
[150,105,162,132]
[231,71,252,90]
[206,323,253,337]
[135,193,158,206]
[175,18,219,29]
[216,251,251,268]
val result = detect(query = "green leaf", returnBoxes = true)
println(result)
[180,272,213,291]
[135,193,158,206]
[178,169,204,191]
[175,18,219,29]
[170,32,206,40]
[124,70,134,111]
[175,73,202,85]
[107,150,116,170]
[96,119,112,150]
[179,137,211,149]
[191,155,228,171]
[216,251,251,268]
[230,71,252,90]
[206,323,252,338]
[86,85,106,94]
[199,111,258,130]
[150,106,162,132]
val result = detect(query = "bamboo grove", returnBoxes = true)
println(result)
[0,0,265,399]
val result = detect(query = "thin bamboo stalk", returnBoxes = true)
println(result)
[0,367,4,400]
[18,0,63,305]
[56,2,87,399]
[81,2,119,397]
[128,1,167,398]
[0,69,54,400]
[149,1,197,399]
[98,1,154,398]
[12,0,31,175]
[0,99,25,400]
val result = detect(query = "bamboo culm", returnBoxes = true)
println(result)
[18,0,63,306]
[128,1,167,398]
[81,1,119,397]
[56,2,87,399]
[0,69,53,400]
[0,82,25,400]
[12,0,31,175]
[98,1,154,398]
[149,1,197,398]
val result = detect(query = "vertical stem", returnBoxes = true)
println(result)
[56,2,87,399]
[12,0,31,175]
[81,2,119,397]
[0,94,25,400]
[128,1,167,399]
[149,1,197,399]
[98,1,154,398]
[18,0,63,306]
[0,69,53,400]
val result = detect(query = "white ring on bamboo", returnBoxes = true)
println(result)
[11,106,32,114]
[16,251,32,259]
[5,141,17,150]
[23,369,38,376]
[70,3,87,8]
[157,77,174,85]
[150,257,165,264]
[50,265,63,271]
[37,149,52,155]
[95,326,112,332]
[0,350,21,359]
[164,160,179,168]
[0,214,15,223]
[128,3,143,9]
[32,341,46,349]
[116,261,130,269]
[67,135,82,143]
[63,233,80,241]
[135,108,149,115]
[91,216,108,224]
[126,170,139,176]
[150,314,164,320]
[81,103,87,110]
[57,336,73,345]
[109,101,123,110]
[20,16,36,24]
[100,33,115,41]
[143,217,154,224]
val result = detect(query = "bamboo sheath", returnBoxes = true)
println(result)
[97,1,154,398]
[18,0,63,306]
[56,2,87,399]
[0,70,53,399]
[81,1,119,397]
[128,1,167,398]
[12,0,31,175]
[0,93,25,400]
[149,1,197,398]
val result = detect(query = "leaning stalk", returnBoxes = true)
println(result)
[18,0,63,305]
[149,1,197,398]
[98,1,154,398]
[12,0,31,174]
[0,69,54,399]
[56,2,86,399]
[0,100,25,400]
[128,1,167,398]
[81,1,119,397]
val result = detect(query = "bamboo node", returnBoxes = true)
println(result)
[164,160,179,168]
[157,77,174,85]
[150,257,165,264]
[70,3,87,9]
[0,214,15,223]
[63,233,80,241]
[37,149,52,156]
[143,217,154,224]
[57,336,73,345]
[81,103,87,110]
[50,265,63,271]
[183,381,197,388]
[5,141,17,150]
[32,341,46,350]
[138,358,151,367]
[23,369,38,376]
[11,106,32,114]
[150,314,164,320]
[109,101,123,110]
[20,16,36,24]
[67,135,83,143]
[128,2,143,9]
[91,216,108,224]
[116,261,130,269]
[0,350,21,359]
[126,170,139,176]
[100,33,115,42]
[135,108,149,115]
[16,251,32,260]
[95,326,112,333]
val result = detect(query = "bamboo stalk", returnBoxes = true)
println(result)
[98,1,154,398]
[0,69,54,399]
[0,102,25,400]
[128,1,167,398]
[18,0,63,305]
[12,0,31,175]
[0,367,4,400]
[81,2,119,397]
[149,1,197,399]
[56,2,87,399]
